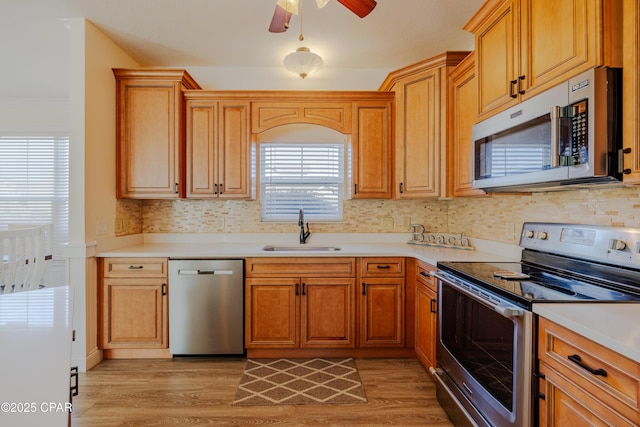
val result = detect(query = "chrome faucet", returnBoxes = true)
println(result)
[298,208,311,244]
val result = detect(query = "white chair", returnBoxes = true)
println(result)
[0,224,52,294]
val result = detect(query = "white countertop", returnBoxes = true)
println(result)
[0,286,74,427]
[95,232,522,266]
[533,303,640,363]
[96,232,640,364]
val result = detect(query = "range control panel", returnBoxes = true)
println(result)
[519,222,640,269]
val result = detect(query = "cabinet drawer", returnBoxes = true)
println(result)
[538,317,640,418]
[415,260,436,291]
[103,257,168,278]
[360,257,405,277]
[246,257,356,277]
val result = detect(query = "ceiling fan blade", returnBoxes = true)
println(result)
[269,4,293,33]
[336,0,377,18]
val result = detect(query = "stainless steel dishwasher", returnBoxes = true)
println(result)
[168,259,244,355]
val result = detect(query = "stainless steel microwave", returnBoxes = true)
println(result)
[472,67,623,192]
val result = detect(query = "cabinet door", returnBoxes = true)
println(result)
[352,101,392,199]
[185,100,217,198]
[474,0,520,118]
[359,278,405,347]
[102,278,167,349]
[521,0,599,100]
[245,278,299,348]
[116,80,184,198]
[623,0,640,183]
[301,277,355,348]
[395,68,441,198]
[218,101,251,198]
[415,280,437,370]
[447,53,485,197]
[538,361,638,427]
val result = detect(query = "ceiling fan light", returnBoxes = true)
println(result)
[276,0,299,14]
[283,47,324,79]
[315,0,330,8]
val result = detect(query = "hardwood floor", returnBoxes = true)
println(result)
[72,357,454,426]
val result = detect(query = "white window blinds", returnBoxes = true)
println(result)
[260,143,345,221]
[0,136,69,285]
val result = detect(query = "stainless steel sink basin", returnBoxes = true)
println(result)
[262,245,341,252]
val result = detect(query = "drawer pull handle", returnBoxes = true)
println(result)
[568,354,607,377]
[301,282,306,296]
[420,271,429,277]
[128,265,144,270]
[430,298,437,313]
[362,283,367,295]
[376,265,391,269]
[295,283,299,296]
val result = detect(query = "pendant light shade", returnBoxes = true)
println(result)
[283,47,324,79]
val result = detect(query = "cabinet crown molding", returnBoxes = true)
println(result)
[378,51,471,91]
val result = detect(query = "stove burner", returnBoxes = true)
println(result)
[493,271,530,280]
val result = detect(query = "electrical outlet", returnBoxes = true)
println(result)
[114,218,124,233]
[382,216,394,230]
[505,222,515,240]
[402,216,411,230]
[215,216,225,229]
[96,220,108,236]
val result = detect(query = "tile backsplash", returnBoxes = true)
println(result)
[115,186,640,244]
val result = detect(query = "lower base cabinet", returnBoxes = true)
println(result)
[413,260,437,370]
[100,258,169,356]
[358,257,406,348]
[537,317,640,426]
[245,258,356,349]
[245,276,355,348]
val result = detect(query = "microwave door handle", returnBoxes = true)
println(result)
[550,106,560,167]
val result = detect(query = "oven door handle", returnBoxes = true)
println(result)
[431,271,525,319]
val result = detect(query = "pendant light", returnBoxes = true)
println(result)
[282,1,323,79]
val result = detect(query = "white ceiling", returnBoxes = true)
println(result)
[1,0,484,98]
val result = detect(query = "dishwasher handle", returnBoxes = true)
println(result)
[178,269,234,275]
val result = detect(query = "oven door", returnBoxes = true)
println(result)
[432,273,533,427]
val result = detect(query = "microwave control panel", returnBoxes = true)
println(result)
[560,99,588,166]
[570,99,588,164]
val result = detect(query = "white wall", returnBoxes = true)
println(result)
[66,18,140,371]
[185,65,391,91]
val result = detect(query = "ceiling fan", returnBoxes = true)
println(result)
[269,0,377,33]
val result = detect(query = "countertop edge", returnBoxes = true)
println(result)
[533,303,640,363]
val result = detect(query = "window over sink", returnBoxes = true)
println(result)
[257,124,350,222]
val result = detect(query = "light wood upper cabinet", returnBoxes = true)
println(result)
[622,0,640,184]
[380,52,468,199]
[352,98,394,199]
[113,69,200,199]
[465,0,622,119]
[252,102,352,134]
[184,97,251,199]
[447,52,486,197]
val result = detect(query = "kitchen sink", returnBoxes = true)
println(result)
[262,245,341,252]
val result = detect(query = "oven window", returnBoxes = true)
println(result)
[440,283,515,410]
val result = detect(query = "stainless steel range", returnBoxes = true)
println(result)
[431,222,640,427]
